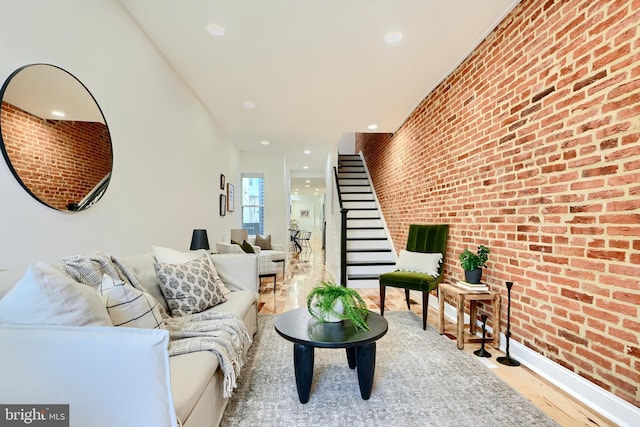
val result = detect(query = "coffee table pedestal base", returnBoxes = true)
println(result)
[293,342,377,403]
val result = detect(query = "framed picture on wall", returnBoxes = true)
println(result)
[227,183,234,212]
[220,194,226,216]
[220,174,225,190]
[300,209,310,218]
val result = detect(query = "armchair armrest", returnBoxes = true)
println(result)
[0,325,176,427]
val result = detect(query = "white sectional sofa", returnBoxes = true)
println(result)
[0,250,259,427]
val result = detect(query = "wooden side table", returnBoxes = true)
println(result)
[438,282,500,350]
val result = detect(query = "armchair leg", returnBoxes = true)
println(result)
[379,284,386,316]
[405,289,411,310]
[422,291,430,330]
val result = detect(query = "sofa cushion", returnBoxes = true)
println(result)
[169,351,219,424]
[254,234,272,250]
[154,257,227,317]
[98,274,165,329]
[0,262,112,327]
[122,253,170,313]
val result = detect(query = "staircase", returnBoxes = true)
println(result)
[335,154,395,288]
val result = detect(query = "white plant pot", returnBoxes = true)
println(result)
[312,299,344,322]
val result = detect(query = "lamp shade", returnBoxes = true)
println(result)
[190,229,210,250]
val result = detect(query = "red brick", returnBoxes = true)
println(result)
[356,0,640,406]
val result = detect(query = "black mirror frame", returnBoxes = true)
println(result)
[0,63,113,212]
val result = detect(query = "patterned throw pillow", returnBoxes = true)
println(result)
[153,257,227,317]
[97,274,165,329]
[254,234,272,250]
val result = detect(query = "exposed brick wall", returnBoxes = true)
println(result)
[357,0,640,406]
[1,101,112,210]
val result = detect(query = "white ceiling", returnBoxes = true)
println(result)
[119,0,519,195]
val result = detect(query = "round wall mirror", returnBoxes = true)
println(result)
[0,64,112,211]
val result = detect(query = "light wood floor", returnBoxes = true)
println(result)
[257,239,616,427]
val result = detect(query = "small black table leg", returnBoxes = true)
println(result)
[356,342,376,400]
[293,343,314,403]
[346,347,357,369]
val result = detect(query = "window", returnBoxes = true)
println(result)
[241,174,264,236]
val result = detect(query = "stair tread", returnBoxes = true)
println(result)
[347,237,388,241]
[347,226,384,230]
[347,273,384,280]
[347,260,396,266]
[347,248,392,252]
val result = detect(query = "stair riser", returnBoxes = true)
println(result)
[347,229,385,239]
[341,193,373,201]
[347,253,395,263]
[346,218,381,228]
[338,179,369,186]
[340,186,371,193]
[346,240,392,250]
[347,210,380,219]
[342,201,376,209]
[347,265,395,276]
[346,279,379,289]
[338,174,367,181]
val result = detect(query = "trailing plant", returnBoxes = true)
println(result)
[458,245,490,271]
[306,279,370,331]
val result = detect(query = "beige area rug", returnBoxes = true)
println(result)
[221,311,559,426]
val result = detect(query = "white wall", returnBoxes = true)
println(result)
[324,148,341,282]
[239,151,289,249]
[0,0,239,269]
[290,195,324,239]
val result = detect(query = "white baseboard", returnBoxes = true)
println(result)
[428,294,640,427]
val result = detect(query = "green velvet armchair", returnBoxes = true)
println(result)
[379,224,449,330]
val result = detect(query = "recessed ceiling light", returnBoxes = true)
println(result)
[385,32,402,44]
[368,124,378,130]
[305,184,310,188]
[260,140,270,145]
[315,188,319,191]
[303,149,311,155]
[303,165,309,170]
[51,110,65,118]
[242,101,256,109]
[207,23,225,36]
[305,180,311,183]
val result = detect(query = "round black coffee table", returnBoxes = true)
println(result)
[274,308,388,403]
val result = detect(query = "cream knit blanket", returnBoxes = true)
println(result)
[57,251,252,397]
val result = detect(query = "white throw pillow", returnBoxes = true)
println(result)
[154,257,228,317]
[152,245,206,264]
[395,250,443,277]
[98,274,165,329]
[152,245,230,295]
[0,262,112,326]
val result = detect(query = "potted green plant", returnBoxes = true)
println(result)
[459,245,490,284]
[306,279,370,331]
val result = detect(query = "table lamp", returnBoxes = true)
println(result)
[190,229,210,250]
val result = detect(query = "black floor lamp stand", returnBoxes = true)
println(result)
[497,281,520,367]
